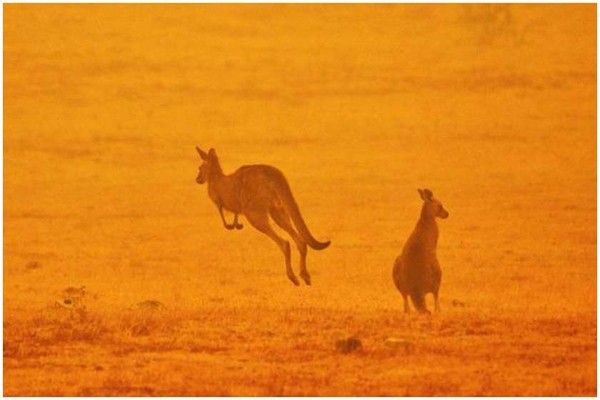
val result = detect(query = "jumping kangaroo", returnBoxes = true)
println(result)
[393,189,449,314]
[196,146,330,286]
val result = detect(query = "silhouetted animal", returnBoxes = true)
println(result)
[393,189,449,313]
[196,146,330,286]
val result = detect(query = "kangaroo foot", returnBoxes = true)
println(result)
[287,271,300,286]
[224,223,235,230]
[234,222,244,230]
[300,270,311,286]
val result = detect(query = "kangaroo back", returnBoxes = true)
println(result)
[277,177,330,250]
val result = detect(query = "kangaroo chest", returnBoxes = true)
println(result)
[208,179,243,213]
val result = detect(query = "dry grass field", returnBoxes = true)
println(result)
[3,4,597,396]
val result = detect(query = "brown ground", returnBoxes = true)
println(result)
[3,4,597,396]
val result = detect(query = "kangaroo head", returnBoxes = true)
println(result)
[196,146,219,184]
[418,188,449,219]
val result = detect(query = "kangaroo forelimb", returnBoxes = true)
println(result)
[233,214,244,230]
[218,205,236,230]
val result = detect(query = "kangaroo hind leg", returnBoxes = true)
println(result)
[245,210,299,286]
[433,289,440,313]
[270,207,310,285]
[402,292,410,314]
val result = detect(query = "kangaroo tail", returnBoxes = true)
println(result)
[279,181,330,250]
[410,290,429,314]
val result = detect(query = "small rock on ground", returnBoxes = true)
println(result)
[134,300,165,310]
[335,336,362,354]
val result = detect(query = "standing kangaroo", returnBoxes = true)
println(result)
[195,146,330,286]
[393,189,449,314]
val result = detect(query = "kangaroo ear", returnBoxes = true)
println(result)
[418,188,433,201]
[208,148,217,158]
[196,146,208,160]
[423,189,433,201]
